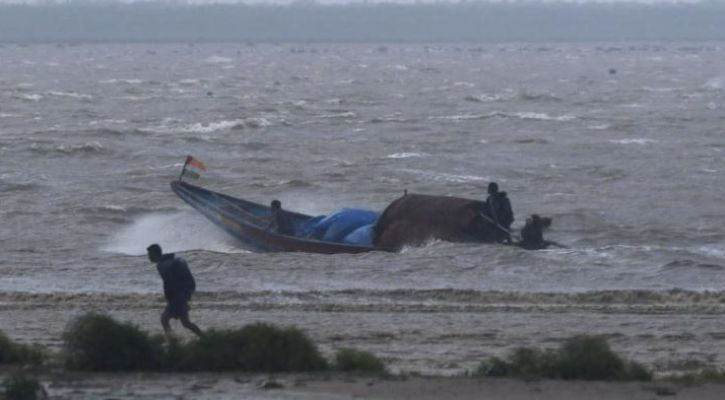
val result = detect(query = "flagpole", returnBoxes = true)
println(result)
[179,156,191,182]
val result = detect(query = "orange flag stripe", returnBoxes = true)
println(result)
[186,156,207,171]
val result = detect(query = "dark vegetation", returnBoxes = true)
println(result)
[62,314,329,372]
[166,324,328,372]
[1,2,725,43]
[1,315,674,385]
[63,314,164,371]
[0,331,44,366]
[334,348,386,373]
[476,335,652,381]
[1,371,44,400]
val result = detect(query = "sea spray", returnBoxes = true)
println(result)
[101,211,244,256]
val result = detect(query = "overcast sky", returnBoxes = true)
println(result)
[0,0,708,4]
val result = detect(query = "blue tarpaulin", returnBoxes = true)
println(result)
[308,208,379,243]
[343,223,375,246]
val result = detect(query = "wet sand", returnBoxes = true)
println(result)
[9,372,724,400]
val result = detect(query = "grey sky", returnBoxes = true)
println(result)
[0,0,708,4]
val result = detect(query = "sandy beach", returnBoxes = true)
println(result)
[5,371,718,400]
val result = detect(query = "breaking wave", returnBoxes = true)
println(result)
[430,112,575,122]
[610,138,656,145]
[45,90,93,100]
[101,211,246,256]
[401,168,488,183]
[28,141,106,155]
[4,288,725,314]
[142,117,274,134]
[386,152,426,159]
[202,56,235,64]
[703,76,725,90]
[99,79,143,84]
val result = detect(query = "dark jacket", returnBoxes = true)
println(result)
[520,222,545,250]
[156,253,196,302]
[485,192,514,229]
[269,209,296,236]
[518,216,552,250]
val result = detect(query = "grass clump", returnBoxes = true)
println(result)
[172,323,328,372]
[2,370,44,400]
[476,335,651,381]
[0,331,44,366]
[62,314,330,373]
[62,313,164,371]
[334,348,386,373]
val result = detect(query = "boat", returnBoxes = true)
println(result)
[170,180,383,254]
[170,156,559,253]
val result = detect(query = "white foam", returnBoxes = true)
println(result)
[202,56,234,64]
[386,152,426,159]
[101,211,245,256]
[694,246,725,259]
[511,112,576,122]
[429,113,486,121]
[704,76,725,90]
[46,91,93,100]
[643,87,676,93]
[610,138,656,145]
[19,94,43,102]
[178,119,243,133]
[99,79,142,84]
[317,111,356,119]
[403,168,488,183]
[145,119,248,134]
[465,94,505,103]
[453,81,476,88]
[102,205,127,212]
[88,119,128,126]
[430,112,575,122]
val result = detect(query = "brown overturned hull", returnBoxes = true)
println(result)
[373,193,503,250]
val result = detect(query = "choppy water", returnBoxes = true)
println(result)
[1,43,725,375]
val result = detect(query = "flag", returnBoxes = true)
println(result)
[181,155,206,180]
[185,155,206,171]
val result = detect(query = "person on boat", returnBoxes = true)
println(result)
[147,244,204,338]
[484,182,514,243]
[518,214,552,250]
[268,199,295,236]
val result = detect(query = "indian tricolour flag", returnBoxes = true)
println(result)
[181,155,206,180]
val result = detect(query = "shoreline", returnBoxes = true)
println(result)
[4,370,724,400]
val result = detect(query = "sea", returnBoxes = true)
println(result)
[1,43,725,377]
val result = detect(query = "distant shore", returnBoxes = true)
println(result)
[1,2,725,43]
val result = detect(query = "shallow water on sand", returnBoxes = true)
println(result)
[1,43,725,375]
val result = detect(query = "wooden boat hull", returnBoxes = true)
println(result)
[171,181,380,254]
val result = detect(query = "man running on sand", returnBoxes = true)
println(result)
[147,244,204,338]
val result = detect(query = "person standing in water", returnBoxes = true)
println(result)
[147,244,204,338]
[484,182,514,243]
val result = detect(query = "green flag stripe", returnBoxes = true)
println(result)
[182,169,201,179]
